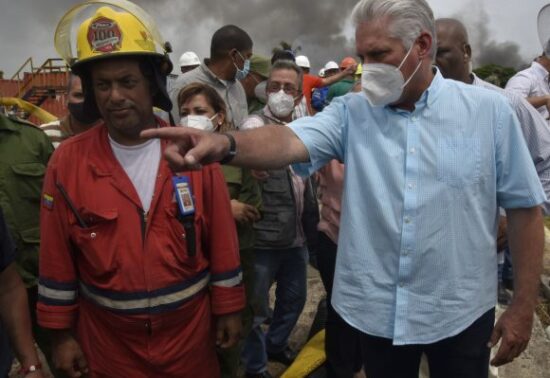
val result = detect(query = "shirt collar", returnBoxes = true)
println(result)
[200,59,232,88]
[423,67,444,108]
[471,72,482,86]
[531,61,549,81]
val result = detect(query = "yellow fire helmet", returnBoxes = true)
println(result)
[54,0,174,113]
[55,0,172,74]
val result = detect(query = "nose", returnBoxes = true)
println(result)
[109,83,125,103]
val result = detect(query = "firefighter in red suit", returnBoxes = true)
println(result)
[37,3,245,377]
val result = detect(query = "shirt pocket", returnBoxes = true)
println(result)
[71,208,120,277]
[437,137,481,188]
[10,162,46,200]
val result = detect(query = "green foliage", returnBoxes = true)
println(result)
[473,64,517,88]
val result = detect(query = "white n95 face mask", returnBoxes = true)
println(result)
[179,114,217,132]
[267,90,295,118]
[361,43,422,107]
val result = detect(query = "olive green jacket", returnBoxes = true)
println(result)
[0,114,53,287]
[221,166,262,251]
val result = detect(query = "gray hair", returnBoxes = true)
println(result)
[270,60,304,92]
[352,0,437,59]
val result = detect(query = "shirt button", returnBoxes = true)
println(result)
[403,249,409,256]
[399,282,404,287]
[90,232,97,239]
[411,116,417,122]
[408,183,414,189]
[409,148,416,154]
[404,217,411,224]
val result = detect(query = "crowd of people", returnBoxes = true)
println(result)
[1,0,549,377]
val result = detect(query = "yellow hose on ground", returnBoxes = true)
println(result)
[281,330,326,378]
[0,97,58,123]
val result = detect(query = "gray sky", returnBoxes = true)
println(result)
[0,0,547,78]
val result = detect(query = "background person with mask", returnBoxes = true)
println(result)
[177,82,262,378]
[239,55,271,114]
[40,73,100,148]
[170,24,252,129]
[240,60,319,378]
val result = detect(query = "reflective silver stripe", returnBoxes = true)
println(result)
[79,274,210,311]
[38,284,77,301]
[211,272,243,288]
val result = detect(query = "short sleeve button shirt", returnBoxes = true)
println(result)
[289,69,545,344]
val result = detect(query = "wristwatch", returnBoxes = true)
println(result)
[219,133,237,164]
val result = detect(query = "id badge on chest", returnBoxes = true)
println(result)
[172,176,196,256]
[172,176,196,216]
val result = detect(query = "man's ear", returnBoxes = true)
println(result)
[464,44,472,61]
[416,32,433,60]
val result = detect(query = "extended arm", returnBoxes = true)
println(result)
[141,125,309,171]
[525,95,550,115]
[320,65,357,87]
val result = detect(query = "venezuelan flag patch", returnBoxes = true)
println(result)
[42,193,54,210]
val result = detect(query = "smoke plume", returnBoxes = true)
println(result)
[456,1,526,69]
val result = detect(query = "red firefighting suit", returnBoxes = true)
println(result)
[37,120,245,377]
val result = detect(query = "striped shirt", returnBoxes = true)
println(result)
[505,61,550,121]
[289,69,545,344]
[40,117,73,149]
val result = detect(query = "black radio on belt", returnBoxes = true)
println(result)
[172,176,197,257]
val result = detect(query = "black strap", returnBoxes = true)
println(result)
[219,133,237,165]
[179,214,196,257]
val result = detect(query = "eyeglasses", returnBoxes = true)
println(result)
[266,82,299,95]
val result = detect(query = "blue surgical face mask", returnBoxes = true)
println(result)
[234,51,250,81]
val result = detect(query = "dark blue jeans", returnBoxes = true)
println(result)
[241,246,308,374]
[360,308,495,378]
[498,246,514,283]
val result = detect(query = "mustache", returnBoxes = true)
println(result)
[107,104,134,111]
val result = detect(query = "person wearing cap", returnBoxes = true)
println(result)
[170,25,253,129]
[327,57,358,102]
[323,61,341,77]
[37,3,244,377]
[311,61,340,112]
[296,55,357,114]
[179,51,201,74]
[240,54,271,114]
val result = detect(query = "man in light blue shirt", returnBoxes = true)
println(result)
[142,1,545,377]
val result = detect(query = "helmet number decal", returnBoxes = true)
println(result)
[87,17,122,53]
